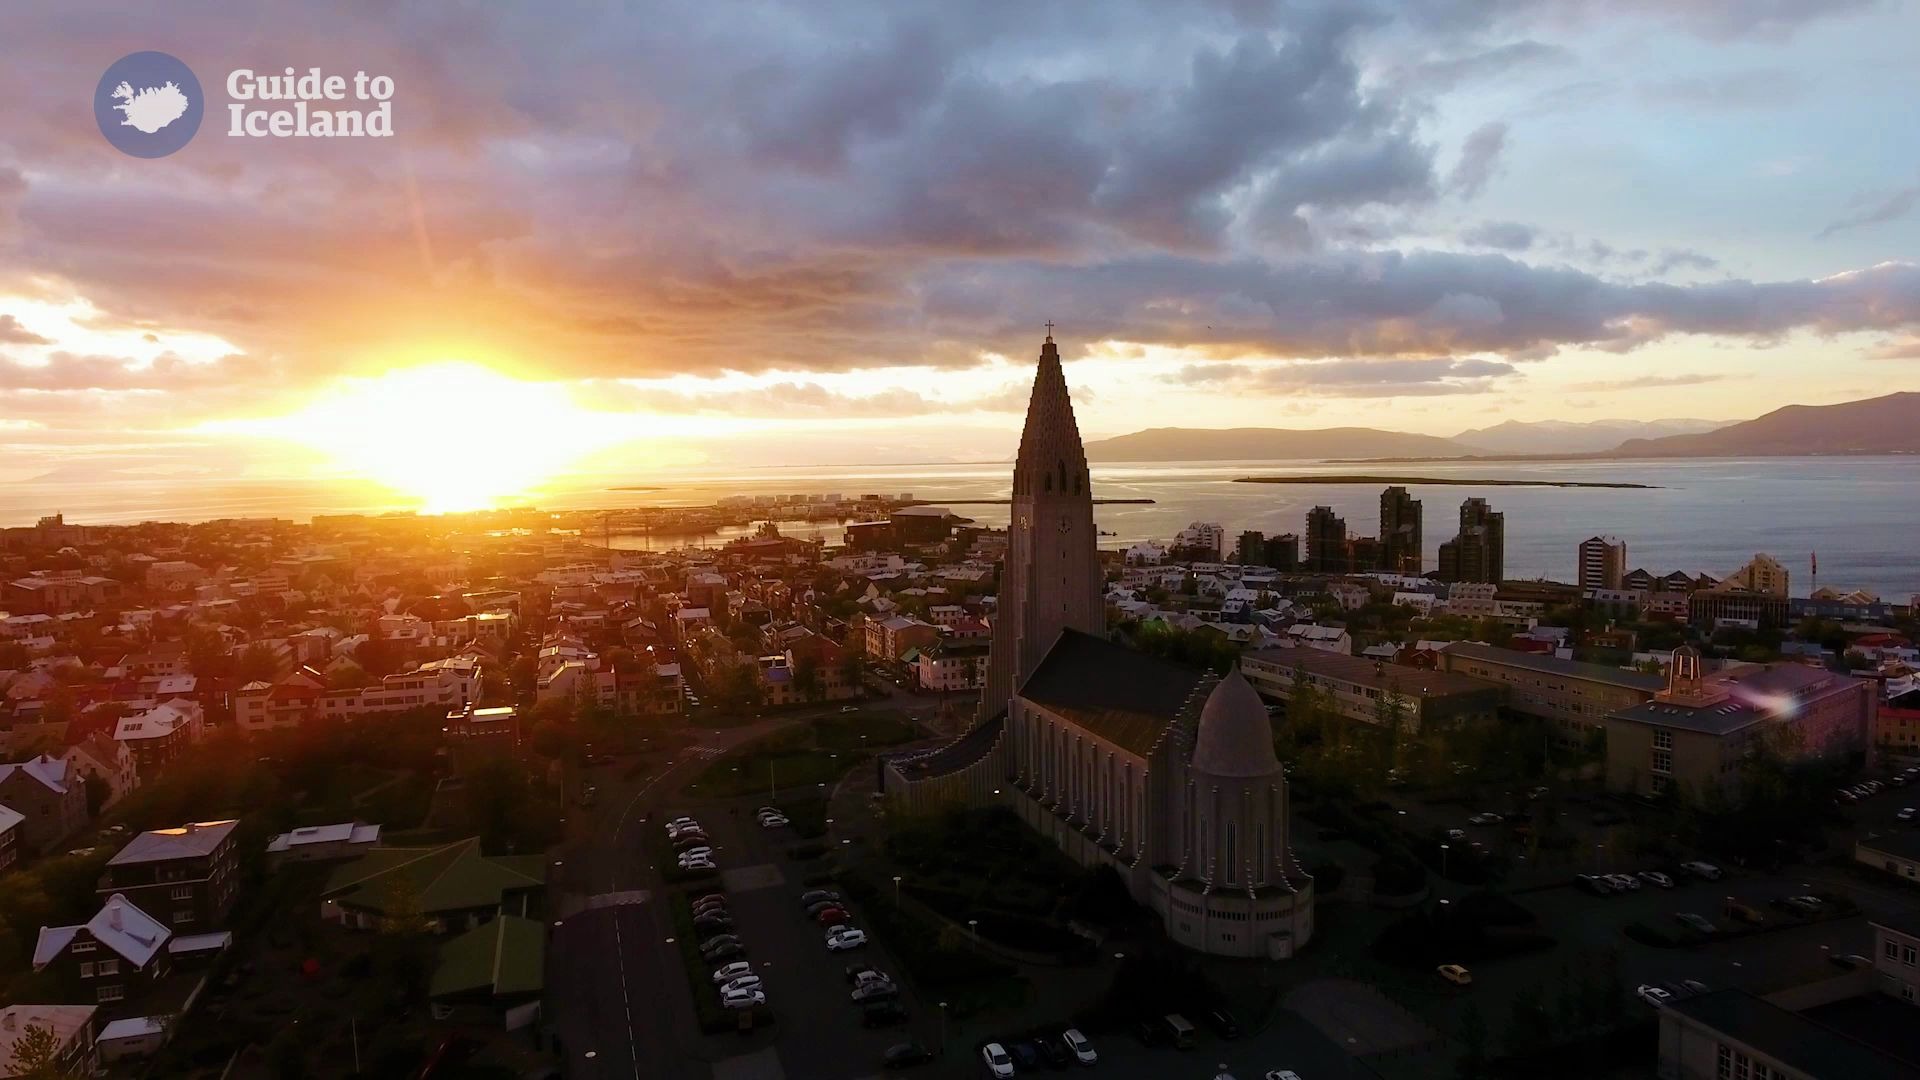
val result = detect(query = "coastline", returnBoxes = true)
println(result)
[1233,475,1658,489]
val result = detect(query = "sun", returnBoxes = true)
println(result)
[225,362,629,513]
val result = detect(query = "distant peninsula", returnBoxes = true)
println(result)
[1234,475,1657,489]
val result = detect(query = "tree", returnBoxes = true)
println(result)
[8,1022,80,1080]
[838,650,867,696]
[236,642,280,684]
[792,650,823,703]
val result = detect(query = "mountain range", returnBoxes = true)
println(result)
[1082,392,1919,461]
[1450,418,1725,455]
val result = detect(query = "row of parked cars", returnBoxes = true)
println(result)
[1574,860,1723,896]
[668,815,718,873]
[665,815,767,1014]
[979,1028,1099,1076]
[1838,765,1920,805]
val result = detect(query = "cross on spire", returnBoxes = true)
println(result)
[1044,320,1054,342]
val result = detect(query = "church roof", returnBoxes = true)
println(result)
[1018,630,1206,756]
[1191,667,1281,778]
[1011,332,1090,499]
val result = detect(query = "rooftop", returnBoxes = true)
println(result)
[1441,641,1666,691]
[1666,989,1917,1080]
[1018,630,1207,757]
[109,820,239,865]
[1244,647,1500,699]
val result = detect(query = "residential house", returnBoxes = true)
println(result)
[429,914,546,1029]
[63,735,139,810]
[0,806,21,874]
[97,820,242,932]
[32,895,172,1007]
[0,755,88,854]
[320,837,545,933]
[265,822,382,867]
[0,1004,99,1077]
[113,699,203,775]
[1243,647,1506,735]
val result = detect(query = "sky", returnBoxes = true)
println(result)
[1,0,1918,499]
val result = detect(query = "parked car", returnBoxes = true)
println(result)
[882,1041,934,1069]
[1780,895,1825,915]
[817,907,851,927]
[692,893,727,909]
[1674,912,1718,935]
[806,900,844,918]
[800,890,842,908]
[1724,900,1766,925]
[844,963,880,984]
[1637,871,1675,889]
[1031,1034,1072,1068]
[1836,789,1858,804]
[677,845,714,861]
[1636,984,1673,1008]
[679,856,717,871]
[720,975,763,995]
[1438,964,1473,986]
[1007,1042,1042,1071]
[1527,786,1550,800]
[1204,1008,1242,1039]
[981,1043,1016,1079]
[1445,829,1467,842]
[851,981,898,1004]
[826,927,868,951]
[1830,953,1872,970]
[840,705,860,713]
[711,962,753,984]
[698,934,741,954]
[702,943,745,962]
[1678,979,1710,995]
[1605,873,1641,892]
[1468,812,1503,825]
[1679,861,1723,881]
[863,1000,909,1028]
[1062,1028,1098,1065]
[759,815,789,829]
[1575,874,1613,896]
[721,989,766,1010]
[1899,807,1916,822]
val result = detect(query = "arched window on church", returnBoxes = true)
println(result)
[1224,822,1236,885]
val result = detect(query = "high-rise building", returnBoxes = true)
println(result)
[1263,532,1301,571]
[1305,506,1347,574]
[1345,536,1381,574]
[1721,553,1789,597]
[1379,486,1423,574]
[1437,497,1504,584]
[1237,530,1265,565]
[975,330,1105,724]
[1579,535,1627,591]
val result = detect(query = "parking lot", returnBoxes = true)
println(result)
[662,793,950,1080]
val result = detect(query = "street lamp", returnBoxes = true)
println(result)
[893,875,903,907]
[1439,843,1449,878]
[939,1001,949,1055]
[968,918,979,946]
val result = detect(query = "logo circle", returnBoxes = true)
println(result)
[95,51,203,158]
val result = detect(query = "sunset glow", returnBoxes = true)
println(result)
[211,363,629,513]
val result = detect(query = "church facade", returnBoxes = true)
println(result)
[884,333,1314,960]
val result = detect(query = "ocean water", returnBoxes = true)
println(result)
[5,457,1916,601]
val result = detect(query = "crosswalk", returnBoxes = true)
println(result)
[582,889,651,910]
[687,745,727,760]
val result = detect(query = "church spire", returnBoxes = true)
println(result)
[1011,331,1089,499]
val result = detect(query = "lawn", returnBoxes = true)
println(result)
[684,712,919,799]
[877,807,1103,955]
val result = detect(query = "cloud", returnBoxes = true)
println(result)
[1166,355,1516,397]
[0,315,51,345]
[1566,372,1732,391]
[1819,182,1920,238]
[1639,68,1807,109]
[1393,40,1571,91]
[1447,122,1508,199]
[1866,336,1920,359]
[1460,221,1536,251]
[588,377,1034,419]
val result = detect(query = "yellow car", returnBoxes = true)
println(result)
[1438,964,1473,986]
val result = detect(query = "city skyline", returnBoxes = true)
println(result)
[3,2,1920,512]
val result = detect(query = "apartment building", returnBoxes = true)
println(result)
[1439,642,1663,742]
[96,820,242,932]
[1242,647,1505,734]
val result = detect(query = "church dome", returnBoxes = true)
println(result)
[1191,667,1281,778]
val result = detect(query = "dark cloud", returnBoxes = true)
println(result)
[1460,221,1536,250]
[1446,122,1509,199]
[0,0,1904,439]
[1818,182,1920,238]
[0,315,51,345]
